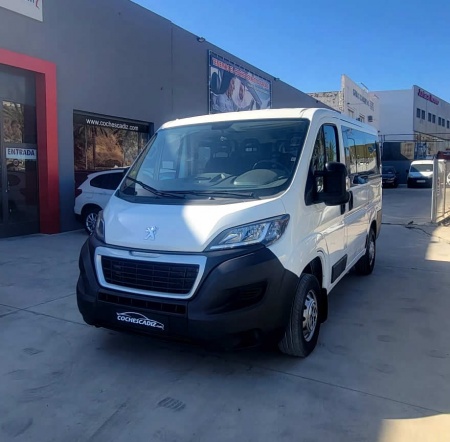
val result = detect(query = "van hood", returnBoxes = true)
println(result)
[103,195,286,253]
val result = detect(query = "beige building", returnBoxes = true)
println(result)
[308,74,380,131]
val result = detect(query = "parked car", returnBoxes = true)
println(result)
[406,160,433,188]
[381,165,399,188]
[74,168,128,234]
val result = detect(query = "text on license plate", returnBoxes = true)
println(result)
[417,180,425,183]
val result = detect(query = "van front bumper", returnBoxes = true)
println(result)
[407,177,432,187]
[76,236,298,347]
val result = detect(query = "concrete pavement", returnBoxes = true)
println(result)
[1,189,450,441]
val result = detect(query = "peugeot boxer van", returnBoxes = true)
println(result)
[77,108,382,357]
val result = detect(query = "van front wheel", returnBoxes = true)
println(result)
[355,228,376,275]
[278,274,321,358]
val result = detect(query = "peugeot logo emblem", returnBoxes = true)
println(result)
[145,226,158,240]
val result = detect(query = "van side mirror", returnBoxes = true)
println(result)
[318,162,350,206]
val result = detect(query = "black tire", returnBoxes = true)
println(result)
[355,228,376,275]
[393,181,399,188]
[83,206,100,234]
[278,274,321,358]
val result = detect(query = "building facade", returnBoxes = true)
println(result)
[308,74,380,131]
[375,85,450,183]
[0,0,328,238]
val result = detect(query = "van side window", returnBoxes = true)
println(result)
[305,124,339,205]
[342,126,380,185]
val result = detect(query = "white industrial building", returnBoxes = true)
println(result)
[374,85,450,183]
[308,74,380,131]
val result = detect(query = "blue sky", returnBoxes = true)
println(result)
[133,0,450,101]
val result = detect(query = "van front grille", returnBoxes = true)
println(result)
[101,256,199,295]
[98,292,187,315]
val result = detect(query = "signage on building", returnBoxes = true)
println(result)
[6,147,37,160]
[417,88,439,105]
[208,51,271,114]
[73,113,150,133]
[0,0,43,21]
[353,89,374,111]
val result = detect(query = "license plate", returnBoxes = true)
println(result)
[115,311,167,332]
[417,180,425,183]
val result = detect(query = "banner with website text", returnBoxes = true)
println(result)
[209,52,272,114]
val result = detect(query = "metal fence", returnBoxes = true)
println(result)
[431,159,450,223]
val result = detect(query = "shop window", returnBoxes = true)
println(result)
[2,101,37,144]
[73,112,152,187]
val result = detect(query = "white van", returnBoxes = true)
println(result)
[77,108,382,357]
[407,159,433,188]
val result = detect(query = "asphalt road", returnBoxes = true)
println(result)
[1,188,450,442]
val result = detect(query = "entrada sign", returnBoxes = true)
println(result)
[6,147,37,160]
[418,88,439,105]
[0,0,43,22]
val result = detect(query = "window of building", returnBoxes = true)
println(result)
[428,113,432,122]
[432,114,436,124]
[368,115,373,123]
[416,108,421,118]
[73,112,152,188]
[2,101,37,144]
[348,109,354,119]
[447,120,449,129]
[438,117,442,126]
[357,115,365,123]
[421,110,425,119]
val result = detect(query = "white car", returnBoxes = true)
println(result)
[74,168,128,233]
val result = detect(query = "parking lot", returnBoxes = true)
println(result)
[1,186,450,442]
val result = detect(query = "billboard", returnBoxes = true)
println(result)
[0,0,43,22]
[209,51,271,114]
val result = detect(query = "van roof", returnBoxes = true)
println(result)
[160,108,378,134]
[411,160,434,165]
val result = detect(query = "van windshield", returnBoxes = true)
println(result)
[411,164,433,172]
[118,118,309,201]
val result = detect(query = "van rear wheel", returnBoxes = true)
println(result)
[278,274,321,358]
[355,228,376,275]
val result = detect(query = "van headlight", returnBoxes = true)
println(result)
[206,215,289,251]
[94,210,106,242]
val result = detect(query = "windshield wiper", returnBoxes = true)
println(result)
[168,190,259,200]
[124,176,185,199]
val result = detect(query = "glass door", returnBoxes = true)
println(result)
[0,100,39,238]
